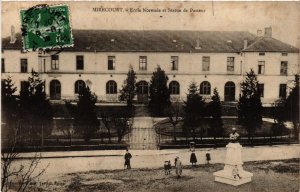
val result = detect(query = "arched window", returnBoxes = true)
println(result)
[75,80,86,94]
[200,81,211,95]
[169,81,180,95]
[106,80,117,94]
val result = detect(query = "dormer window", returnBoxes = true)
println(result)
[259,52,265,56]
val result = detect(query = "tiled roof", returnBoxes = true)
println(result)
[2,30,299,53]
[243,36,299,52]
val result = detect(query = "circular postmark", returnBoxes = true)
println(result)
[20,4,73,54]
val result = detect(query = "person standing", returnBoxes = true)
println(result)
[190,149,197,167]
[124,149,132,169]
[175,157,182,178]
[206,151,211,164]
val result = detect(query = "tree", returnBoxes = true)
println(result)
[183,82,205,140]
[1,74,49,191]
[1,76,18,137]
[285,75,299,139]
[208,88,223,146]
[165,101,182,142]
[271,99,286,140]
[119,66,137,109]
[74,86,100,141]
[114,117,131,143]
[1,128,48,192]
[148,66,171,116]
[18,70,53,142]
[58,101,76,145]
[237,69,262,143]
[101,113,113,143]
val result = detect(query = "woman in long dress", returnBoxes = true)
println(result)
[175,157,182,178]
[190,149,197,167]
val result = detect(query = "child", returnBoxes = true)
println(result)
[232,165,242,179]
[164,160,171,175]
[175,157,182,178]
[206,152,211,164]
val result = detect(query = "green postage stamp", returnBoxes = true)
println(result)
[20,4,73,51]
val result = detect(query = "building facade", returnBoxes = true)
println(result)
[1,28,299,104]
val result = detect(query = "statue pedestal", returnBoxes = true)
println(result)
[213,143,253,186]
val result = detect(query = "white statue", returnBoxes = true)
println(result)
[213,127,253,186]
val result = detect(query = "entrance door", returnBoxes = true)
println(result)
[50,80,61,100]
[137,81,148,103]
[224,81,235,101]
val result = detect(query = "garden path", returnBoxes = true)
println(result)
[129,117,157,149]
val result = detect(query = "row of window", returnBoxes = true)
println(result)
[18,79,287,99]
[1,57,289,75]
[255,83,287,98]
[257,61,288,75]
[200,56,235,72]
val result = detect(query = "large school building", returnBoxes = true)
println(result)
[1,27,299,104]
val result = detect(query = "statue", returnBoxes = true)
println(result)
[229,128,239,143]
[213,127,253,186]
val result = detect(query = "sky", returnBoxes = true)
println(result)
[2,1,300,47]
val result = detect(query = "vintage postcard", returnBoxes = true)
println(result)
[1,1,299,192]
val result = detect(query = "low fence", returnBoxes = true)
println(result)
[157,134,298,149]
[1,137,130,153]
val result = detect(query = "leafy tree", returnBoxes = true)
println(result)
[183,82,205,140]
[149,66,171,116]
[1,76,18,135]
[285,75,299,139]
[237,69,262,143]
[18,70,53,141]
[74,86,100,141]
[119,66,137,109]
[208,88,223,146]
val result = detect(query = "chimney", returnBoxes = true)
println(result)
[10,25,16,44]
[264,26,272,37]
[243,40,248,49]
[257,29,263,37]
[195,39,201,50]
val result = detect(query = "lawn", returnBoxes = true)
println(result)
[24,159,299,192]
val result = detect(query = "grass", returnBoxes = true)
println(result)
[24,159,299,192]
